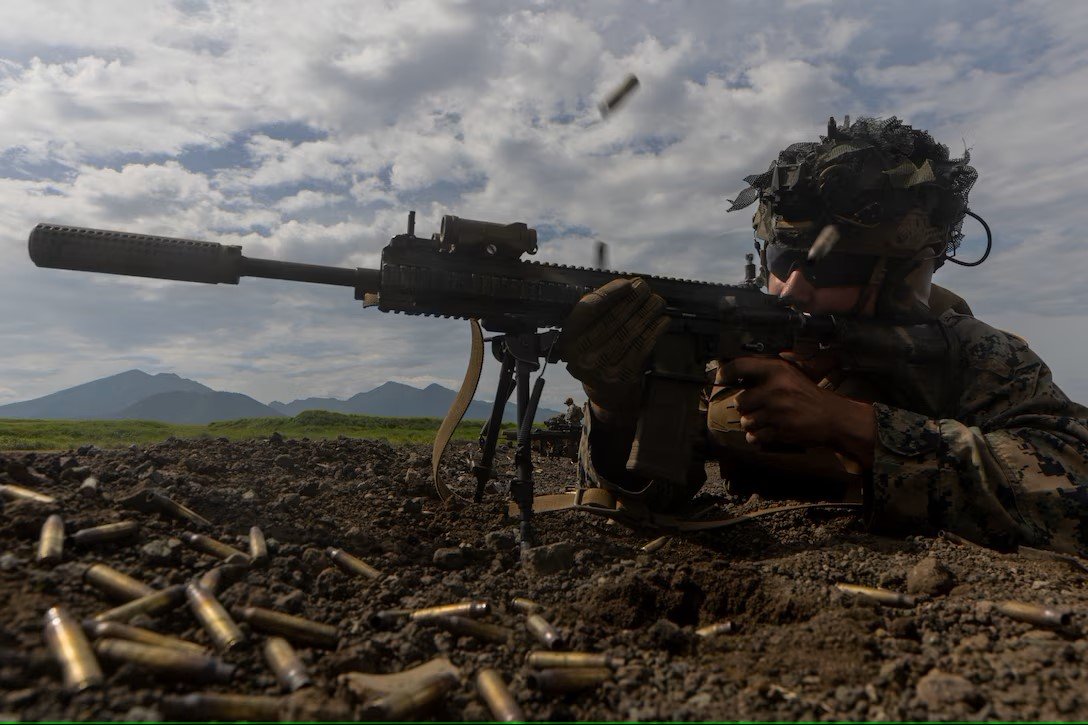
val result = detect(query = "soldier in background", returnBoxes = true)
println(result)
[559,116,1088,556]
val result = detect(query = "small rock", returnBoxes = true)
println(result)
[274,454,296,470]
[269,431,284,444]
[646,618,693,654]
[433,547,466,570]
[123,707,161,721]
[242,489,257,501]
[403,469,425,492]
[485,530,516,551]
[276,493,301,510]
[0,553,23,571]
[906,557,956,596]
[888,616,919,640]
[915,669,982,711]
[521,542,575,575]
[298,480,320,497]
[141,538,182,565]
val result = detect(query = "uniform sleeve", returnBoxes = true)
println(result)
[868,313,1088,556]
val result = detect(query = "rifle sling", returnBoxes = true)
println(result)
[432,319,485,501]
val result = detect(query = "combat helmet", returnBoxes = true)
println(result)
[727,116,984,316]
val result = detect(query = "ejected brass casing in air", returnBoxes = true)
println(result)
[186,582,245,651]
[70,521,139,546]
[527,666,612,693]
[410,601,491,622]
[598,73,640,117]
[835,583,917,608]
[249,526,268,564]
[426,616,512,644]
[92,584,187,623]
[83,620,208,654]
[993,600,1072,628]
[94,638,235,682]
[509,597,542,615]
[526,613,564,649]
[0,483,56,504]
[37,514,64,565]
[198,563,249,595]
[263,637,312,692]
[44,606,103,692]
[326,547,382,579]
[526,651,623,669]
[163,693,282,721]
[182,532,250,563]
[83,563,156,602]
[695,621,738,637]
[476,668,524,722]
[360,676,454,720]
[233,606,339,649]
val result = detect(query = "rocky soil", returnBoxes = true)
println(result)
[1,435,1086,721]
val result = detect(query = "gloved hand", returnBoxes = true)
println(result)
[557,277,670,414]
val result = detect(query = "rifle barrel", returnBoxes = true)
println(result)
[28,224,379,293]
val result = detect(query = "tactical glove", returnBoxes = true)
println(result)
[557,277,670,412]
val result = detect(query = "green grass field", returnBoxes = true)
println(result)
[0,410,515,450]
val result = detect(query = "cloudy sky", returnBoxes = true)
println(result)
[1,0,1086,411]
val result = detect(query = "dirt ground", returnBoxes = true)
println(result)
[1,435,1086,721]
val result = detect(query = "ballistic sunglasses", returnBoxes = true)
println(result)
[765,244,879,288]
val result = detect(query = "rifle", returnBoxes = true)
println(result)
[28,213,953,542]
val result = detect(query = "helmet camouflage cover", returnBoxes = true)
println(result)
[728,116,978,265]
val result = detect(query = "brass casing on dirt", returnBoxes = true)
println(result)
[426,615,512,644]
[163,693,282,721]
[326,547,382,579]
[476,668,524,722]
[83,563,156,602]
[186,581,245,651]
[37,514,64,565]
[526,651,622,669]
[249,526,268,564]
[92,584,187,623]
[182,532,250,563]
[695,621,737,637]
[198,563,249,595]
[44,606,103,692]
[526,614,564,649]
[994,600,1072,628]
[94,637,235,682]
[83,620,208,654]
[71,521,139,546]
[527,666,612,693]
[0,483,55,504]
[410,601,491,621]
[263,636,312,693]
[509,597,541,614]
[234,606,339,649]
[835,583,917,608]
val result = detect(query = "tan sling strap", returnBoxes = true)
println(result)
[432,319,485,501]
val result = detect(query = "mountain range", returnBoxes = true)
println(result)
[0,370,559,424]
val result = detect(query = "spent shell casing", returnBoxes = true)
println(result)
[143,490,212,527]
[526,651,622,669]
[163,693,281,721]
[37,514,65,565]
[0,483,56,504]
[182,532,250,563]
[326,547,382,579]
[509,597,542,615]
[92,584,187,623]
[994,600,1072,628]
[83,620,208,654]
[70,521,139,546]
[370,608,412,629]
[835,583,917,608]
[264,636,312,692]
[410,601,491,622]
[43,606,103,692]
[695,621,738,638]
[94,638,235,682]
[598,73,640,117]
[198,563,249,595]
[527,666,611,694]
[186,581,245,651]
[476,668,524,722]
[249,526,268,564]
[526,613,565,649]
[427,616,512,644]
[83,563,156,602]
[640,535,670,554]
[233,606,339,649]
[360,676,454,720]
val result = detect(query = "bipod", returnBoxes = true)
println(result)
[472,330,560,550]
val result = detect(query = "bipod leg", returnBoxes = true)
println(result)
[473,351,516,502]
[513,363,547,551]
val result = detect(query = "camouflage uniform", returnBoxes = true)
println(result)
[579,308,1088,557]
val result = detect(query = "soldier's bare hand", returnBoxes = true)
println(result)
[718,356,876,464]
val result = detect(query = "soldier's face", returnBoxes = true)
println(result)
[768,268,874,315]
